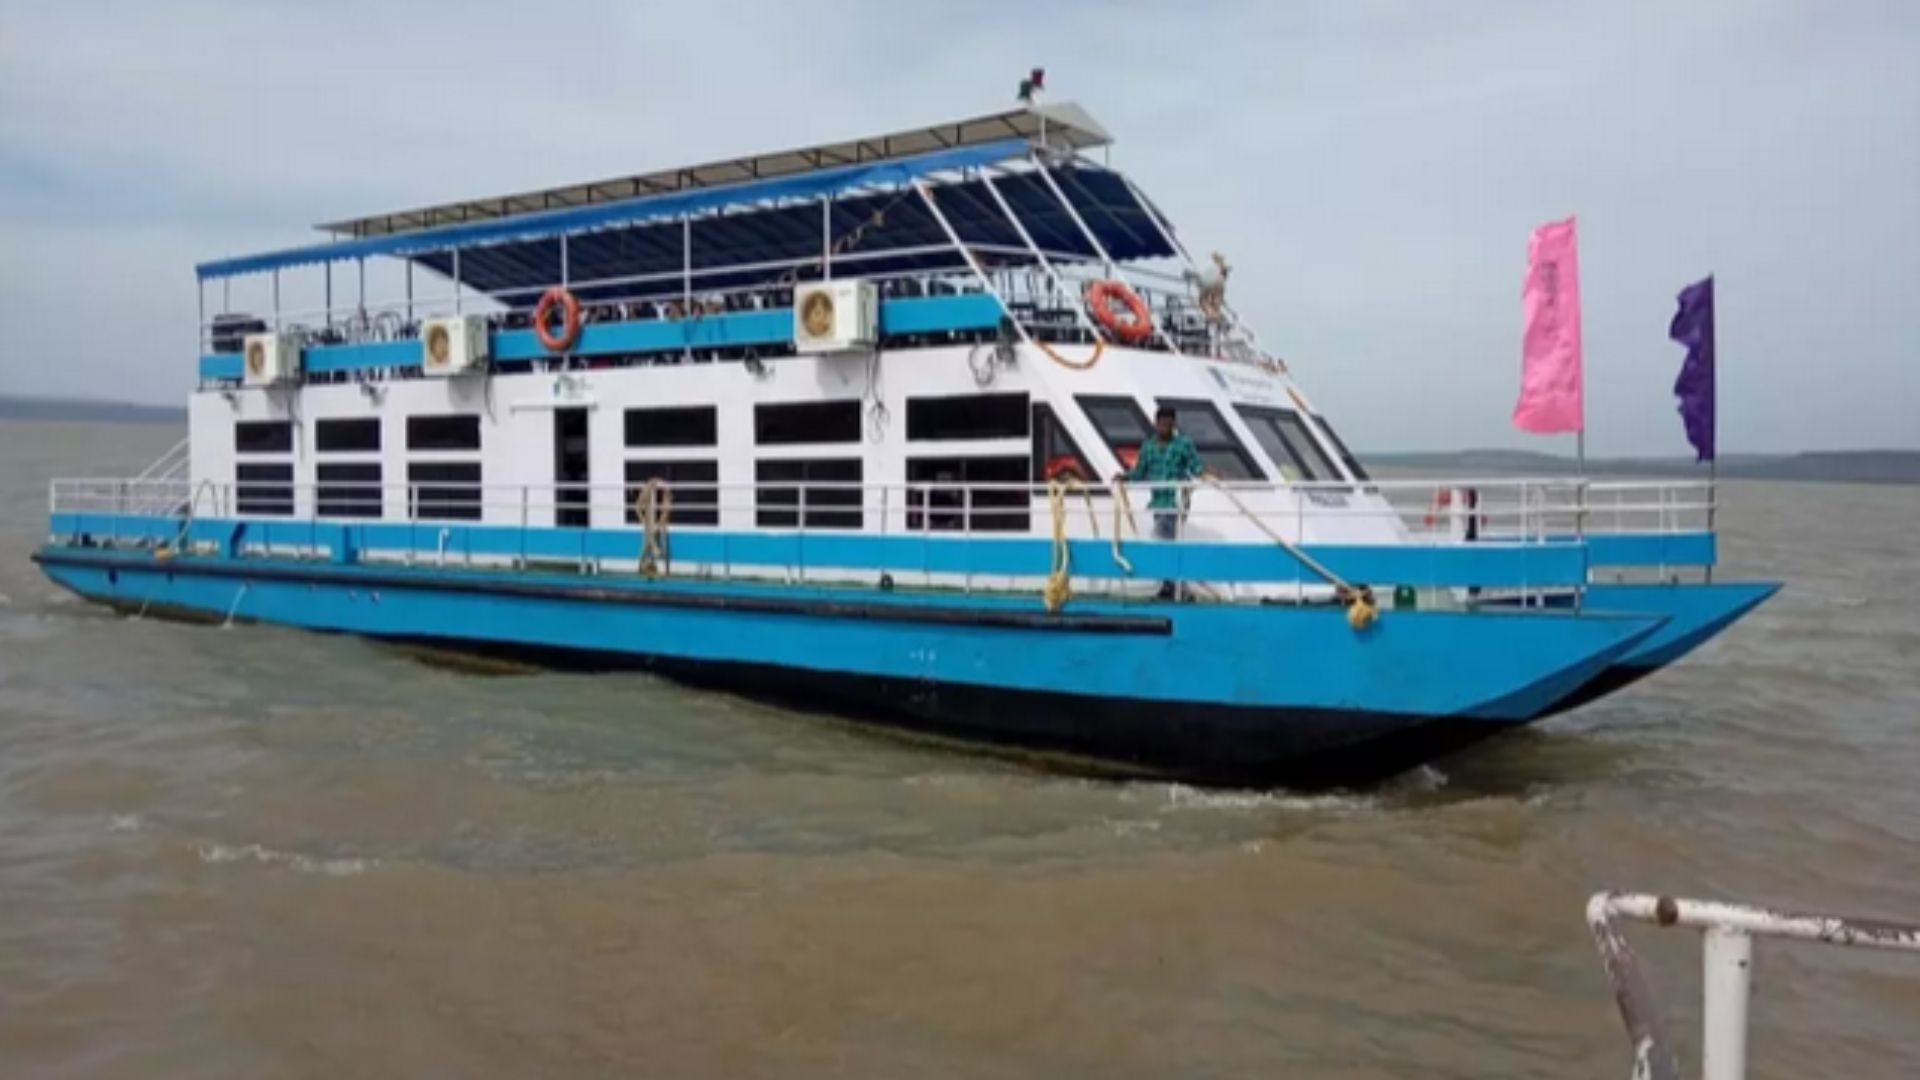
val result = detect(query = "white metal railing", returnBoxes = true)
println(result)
[1587,892,1920,1080]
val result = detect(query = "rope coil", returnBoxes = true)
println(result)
[634,479,672,579]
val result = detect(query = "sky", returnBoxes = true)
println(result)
[1,0,1915,454]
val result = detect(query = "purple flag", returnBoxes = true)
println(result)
[1669,276,1715,462]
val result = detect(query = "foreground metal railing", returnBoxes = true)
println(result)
[1587,892,1920,1080]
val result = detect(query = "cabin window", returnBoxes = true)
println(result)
[235,462,293,516]
[1153,399,1263,481]
[905,393,1028,441]
[406,414,482,452]
[625,460,719,526]
[907,456,1029,532]
[754,458,862,529]
[1312,415,1370,481]
[1076,395,1153,456]
[1235,406,1341,483]
[625,406,717,448]
[754,401,861,445]
[1031,403,1096,486]
[234,420,293,455]
[315,418,381,453]
[316,462,383,519]
[408,462,482,521]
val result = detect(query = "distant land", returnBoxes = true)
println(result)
[1370,449,1920,485]
[2,394,1914,485]
[1,394,186,426]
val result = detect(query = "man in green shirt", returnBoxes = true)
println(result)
[1113,405,1213,599]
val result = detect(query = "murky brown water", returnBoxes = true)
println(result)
[2,419,1916,1078]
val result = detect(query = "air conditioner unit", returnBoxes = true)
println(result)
[793,280,879,354]
[420,315,490,376]
[241,332,302,386]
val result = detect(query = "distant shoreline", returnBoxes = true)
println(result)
[1,396,186,426]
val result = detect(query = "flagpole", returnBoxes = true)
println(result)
[1706,455,1716,584]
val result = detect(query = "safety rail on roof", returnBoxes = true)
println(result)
[1587,892,1920,1080]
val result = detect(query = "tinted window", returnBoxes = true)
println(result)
[754,458,862,528]
[1155,399,1263,481]
[1031,403,1096,485]
[625,406,717,448]
[906,456,1029,532]
[754,401,861,445]
[905,393,1028,441]
[234,421,293,455]
[406,414,481,451]
[1077,396,1152,453]
[235,462,293,515]
[1236,406,1341,482]
[316,462,382,518]
[408,461,482,520]
[315,418,381,453]
[625,460,719,526]
[1312,415,1370,481]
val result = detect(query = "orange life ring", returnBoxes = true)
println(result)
[1044,455,1089,482]
[534,286,582,352]
[1423,489,1452,528]
[1086,280,1152,344]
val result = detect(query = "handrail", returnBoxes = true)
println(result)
[1587,892,1920,1080]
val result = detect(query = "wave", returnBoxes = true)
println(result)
[193,842,374,877]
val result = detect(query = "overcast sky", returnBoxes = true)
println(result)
[1,0,1914,454]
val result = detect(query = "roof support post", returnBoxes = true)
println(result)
[822,197,833,281]
[978,170,1105,346]
[1031,157,1184,356]
[356,258,366,325]
[196,278,205,357]
[405,261,414,322]
[272,269,280,331]
[560,233,570,287]
[324,263,332,325]
[912,180,1035,351]
[681,214,692,363]
[452,248,462,316]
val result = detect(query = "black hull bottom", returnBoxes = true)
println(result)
[383,634,1518,790]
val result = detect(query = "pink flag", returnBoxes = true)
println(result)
[1514,216,1584,433]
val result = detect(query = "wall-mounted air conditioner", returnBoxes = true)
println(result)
[793,280,879,354]
[241,332,302,386]
[420,315,490,376]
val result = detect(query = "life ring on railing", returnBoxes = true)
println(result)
[533,286,582,352]
[1422,489,1453,528]
[1044,455,1089,483]
[1085,280,1152,344]
[1115,446,1139,473]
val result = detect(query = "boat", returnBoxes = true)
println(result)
[32,96,1778,787]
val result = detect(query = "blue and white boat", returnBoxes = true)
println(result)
[33,99,1778,786]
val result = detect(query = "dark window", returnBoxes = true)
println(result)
[1312,415,1370,481]
[1154,399,1263,481]
[625,406,717,448]
[905,393,1028,441]
[1031,403,1096,485]
[754,400,861,445]
[907,456,1029,532]
[234,421,293,455]
[315,417,381,453]
[754,458,862,529]
[317,462,383,518]
[406,414,482,451]
[1077,395,1153,456]
[408,462,482,521]
[235,462,293,516]
[1236,406,1341,483]
[625,460,719,527]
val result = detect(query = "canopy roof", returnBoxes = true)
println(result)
[316,102,1113,240]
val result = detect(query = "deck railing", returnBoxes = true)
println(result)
[1587,892,1920,1080]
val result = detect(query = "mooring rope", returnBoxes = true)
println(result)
[634,478,672,579]
[1197,477,1377,630]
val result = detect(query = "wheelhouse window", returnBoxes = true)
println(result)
[408,462,482,521]
[406,414,481,452]
[1235,406,1342,483]
[1076,395,1153,459]
[1031,403,1095,485]
[625,460,719,526]
[234,421,293,455]
[315,418,381,453]
[1312,415,1370,481]
[754,458,862,529]
[316,462,383,518]
[906,456,1029,533]
[1152,398,1263,480]
[235,462,293,516]
[754,401,860,445]
[625,406,717,448]
[906,393,1028,441]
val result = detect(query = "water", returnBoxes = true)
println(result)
[3,419,1916,1079]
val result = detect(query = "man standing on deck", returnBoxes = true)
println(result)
[1113,405,1213,600]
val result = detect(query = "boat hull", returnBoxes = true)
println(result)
[33,546,1664,787]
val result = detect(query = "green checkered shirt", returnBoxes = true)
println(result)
[1127,433,1205,511]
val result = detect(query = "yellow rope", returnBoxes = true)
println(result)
[1108,477,1137,575]
[635,478,671,579]
[1035,336,1104,370]
[1197,477,1377,630]
[1043,479,1074,613]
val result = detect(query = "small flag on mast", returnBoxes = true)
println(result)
[1670,276,1716,462]
[1514,217,1584,434]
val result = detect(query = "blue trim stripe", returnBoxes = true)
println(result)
[196,140,1031,280]
[49,512,1592,589]
[1584,532,1715,567]
[196,294,1004,381]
